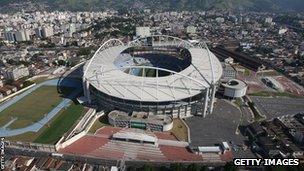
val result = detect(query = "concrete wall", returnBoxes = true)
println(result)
[157,139,189,147]
[224,87,247,98]
[56,131,86,150]
[55,108,99,150]
[163,120,173,131]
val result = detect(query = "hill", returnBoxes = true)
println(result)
[0,0,304,12]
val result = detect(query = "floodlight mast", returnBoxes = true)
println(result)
[83,38,124,103]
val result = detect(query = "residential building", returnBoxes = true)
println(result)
[136,27,151,38]
[2,65,30,81]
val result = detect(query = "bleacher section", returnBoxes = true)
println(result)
[101,140,165,160]
[59,126,213,162]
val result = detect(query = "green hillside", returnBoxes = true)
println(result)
[0,0,303,12]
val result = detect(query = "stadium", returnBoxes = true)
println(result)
[83,35,222,118]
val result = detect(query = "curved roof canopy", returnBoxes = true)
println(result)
[84,35,222,102]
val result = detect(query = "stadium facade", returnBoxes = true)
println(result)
[83,35,222,118]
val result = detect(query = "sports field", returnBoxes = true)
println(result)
[0,86,69,129]
[32,76,50,84]
[7,102,85,144]
[34,102,85,144]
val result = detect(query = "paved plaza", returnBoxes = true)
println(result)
[250,96,304,119]
[185,99,255,158]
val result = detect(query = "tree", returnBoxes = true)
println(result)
[77,47,92,56]
[39,42,55,48]
[187,163,203,171]
[0,41,6,47]
[223,162,238,171]
[170,163,184,171]
[5,79,14,85]
[142,164,156,171]
[57,60,66,66]
[23,80,34,87]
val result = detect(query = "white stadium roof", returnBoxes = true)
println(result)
[84,35,222,102]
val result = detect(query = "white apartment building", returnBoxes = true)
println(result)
[2,65,30,81]
[136,27,151,38]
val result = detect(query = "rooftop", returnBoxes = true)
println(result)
[222,79,247,90]
[84,36,222,102]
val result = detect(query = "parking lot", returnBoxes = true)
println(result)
[250,96,304,119]
[185,99,254,158]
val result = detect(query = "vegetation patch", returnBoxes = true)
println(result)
[88,115,110,134]
[249,91,300,98]
[34,102,84,144]
[247,101,266,122]
[0,86,70,129]
[169,118,188,142]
